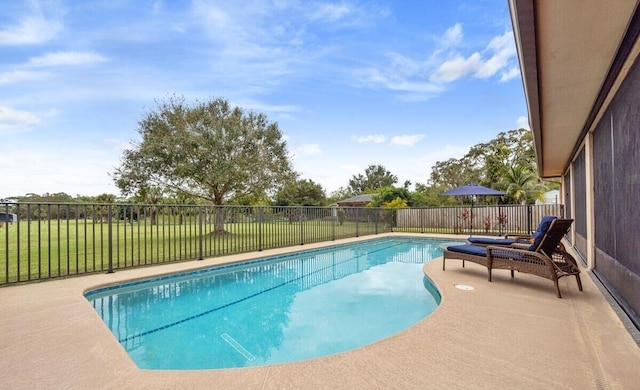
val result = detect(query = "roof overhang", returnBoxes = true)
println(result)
[508,0,640,178]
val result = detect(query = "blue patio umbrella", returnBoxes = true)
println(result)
[441,184,505,234]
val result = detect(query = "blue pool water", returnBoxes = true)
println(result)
[85,237,448,370]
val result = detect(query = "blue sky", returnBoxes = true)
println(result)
[0,0,528,199]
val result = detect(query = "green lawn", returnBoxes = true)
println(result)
[0,218,386,284]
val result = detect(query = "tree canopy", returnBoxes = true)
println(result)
[113,97,296,206]
[428,128,535,189]
[423,128,548,204]
[348,164,398,194]
[274,179,327,206]
[368,186,412,207]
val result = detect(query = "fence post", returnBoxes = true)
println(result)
[375,209,378,234]
[198,206,204,260]
[258,207,263,251]
[331,208,335,241]
[299,206,304,245]
[107,204,114,273]
[527,205,533,233]
[391,209,395,233]
[355,208,359,237]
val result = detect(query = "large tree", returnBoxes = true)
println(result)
[368,186,412,207]
[274,179,327,206]
[429,128,534,191]
[327,186,354,204]
[113,97,296,233]
[348,164,398,194]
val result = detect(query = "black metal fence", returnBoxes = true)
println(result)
[0,202,563,285]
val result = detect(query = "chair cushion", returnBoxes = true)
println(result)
[529,216,557,250]
[534,216,557,234]
[446,244,487,256]
[467,237,514,246]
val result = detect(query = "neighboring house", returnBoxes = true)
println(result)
[509,0,640,327]
[336,194,375,207]
[535,189,559,205]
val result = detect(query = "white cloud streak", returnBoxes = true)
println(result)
[390,134,425,146]
[297,143,323,156]
[310,3,352,22]
[358,24,518,99]
[27,51,108,67]
[440,23,463,47]
[0,3,63,45]
[0,70,49,84]
[431,30,517,83]
[0,106,41,133]
[352,134,386,144]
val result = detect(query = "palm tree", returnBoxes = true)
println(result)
[501,165,545,204]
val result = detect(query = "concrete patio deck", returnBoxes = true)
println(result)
[1,234,639,389]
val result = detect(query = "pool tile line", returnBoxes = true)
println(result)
[85,236,445,299]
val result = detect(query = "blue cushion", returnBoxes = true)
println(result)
[534,216,557,234]
[446,244,487,256]
[529,216,557,250]
[467,237,514,246]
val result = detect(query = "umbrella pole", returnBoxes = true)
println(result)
[469,198,474,236]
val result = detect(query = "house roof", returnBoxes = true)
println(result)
[336,194,374,205]
[509,0,640,177]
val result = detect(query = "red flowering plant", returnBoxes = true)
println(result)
[483,215,492,232]
[454,208,470,234]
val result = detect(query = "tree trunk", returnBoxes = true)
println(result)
[210,206,230,235]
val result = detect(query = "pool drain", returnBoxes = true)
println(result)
[455,284,475,291]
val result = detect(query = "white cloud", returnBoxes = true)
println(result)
[517,116,530,130]
[431,30,517,83]
[297,143,323,156]
[307,2,388,28]
[390,134,425,147]
[357,66,444,100]
[0,14,63,45]
[27,51,107,67]
[440,23,463,48]
[431,53,482,83]
[474,31,516,78]
[311,3,352,22]
[0,70,49,84]
[356,25,517,100]
[500,66,520,82]
[0,106,41,133]
[352,134,386,144]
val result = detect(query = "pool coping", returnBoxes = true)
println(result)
[1,233,639,389]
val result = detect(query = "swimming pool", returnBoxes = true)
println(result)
[85,237,448,369]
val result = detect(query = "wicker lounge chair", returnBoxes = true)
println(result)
[466,215,557,247]
[443,218,582,298]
